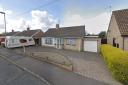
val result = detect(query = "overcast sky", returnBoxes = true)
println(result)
[0,0,128,34]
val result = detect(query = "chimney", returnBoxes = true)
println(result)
[12,29,14,32]
[56,24,59,29]
[27,27,30,31]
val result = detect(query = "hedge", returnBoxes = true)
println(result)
[100,44,128,85]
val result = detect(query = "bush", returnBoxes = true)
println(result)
[100,44,128,84]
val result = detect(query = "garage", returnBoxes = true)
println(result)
[84,41,97,52]
[84,36,101,52]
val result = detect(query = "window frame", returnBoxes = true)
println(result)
[45,38,53,45]
[19,39,27,44]
[66,38,76,46]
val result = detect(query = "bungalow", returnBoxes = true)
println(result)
[1,30,19,37]
[42,24,101,52]
[15,27,44,45]
[42,24,85,51]
[107,9,128,51]
[0,30,19,45]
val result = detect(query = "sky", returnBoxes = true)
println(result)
[0,0,128,34]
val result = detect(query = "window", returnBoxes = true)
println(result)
[20,39,27,43]
[45,38,53,45]
[117,43,119,48]
[66,39,76,46]
[113,38,116,47]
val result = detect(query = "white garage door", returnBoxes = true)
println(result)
[84,41,97,52]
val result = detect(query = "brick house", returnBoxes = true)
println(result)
[107,9,128,51]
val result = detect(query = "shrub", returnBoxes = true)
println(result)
[100,44,128,84]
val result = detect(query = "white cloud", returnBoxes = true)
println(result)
[62,12,111,34]
[30,10,57,31]
[5,10,13,15]
[0,6,111,34]
[0,7,14,33]
[7,18,27,31]
[0,8,57,33]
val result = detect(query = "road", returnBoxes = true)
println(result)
[0,47,108,85]
[0,56,48,85]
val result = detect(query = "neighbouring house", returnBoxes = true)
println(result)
[3,29,19,37]
[15,27,44,45]
[42,24,101,52]
[0,30,19,45]
[42,24,85,51]
[107,9,128,51]
[0,34,5,45]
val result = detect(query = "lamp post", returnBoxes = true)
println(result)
[0,12,7,47]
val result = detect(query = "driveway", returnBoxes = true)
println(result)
[11,46,122,85]
[0,47,108,85]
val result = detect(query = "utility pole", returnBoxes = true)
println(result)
[0,12,7,47]
[109,0,112,14]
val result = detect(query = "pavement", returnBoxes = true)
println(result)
[0,47,108,85]
[12,46,122,85]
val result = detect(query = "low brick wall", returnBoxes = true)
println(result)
[31,52,73,71]
[16,50,73,71]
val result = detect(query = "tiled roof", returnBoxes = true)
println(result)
[113,9,128,35]
[43,25,85,38]
[3,32,19,36]
[15,29,43,37]
[33,30,44,38]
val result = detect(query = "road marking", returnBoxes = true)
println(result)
[0,54,51,85]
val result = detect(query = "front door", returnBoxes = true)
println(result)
[57,38,60,48]
[34,39,39,45]
[55,38,64,49]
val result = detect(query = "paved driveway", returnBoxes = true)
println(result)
[0,47,108,85]
[12,46,122,85]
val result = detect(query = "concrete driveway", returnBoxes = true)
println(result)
[11,46,121,85]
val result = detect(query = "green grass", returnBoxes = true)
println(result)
[100,44,128,85]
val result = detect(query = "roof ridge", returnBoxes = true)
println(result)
[60,25,85,28]
[43,25,85,37]
[23,29,41,31]
[113,8,128,12]
[47,25,85,30]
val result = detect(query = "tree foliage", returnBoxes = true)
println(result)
[98,31,106,39]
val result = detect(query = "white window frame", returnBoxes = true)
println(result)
[66,39,76,46]
[45,38,53,45]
